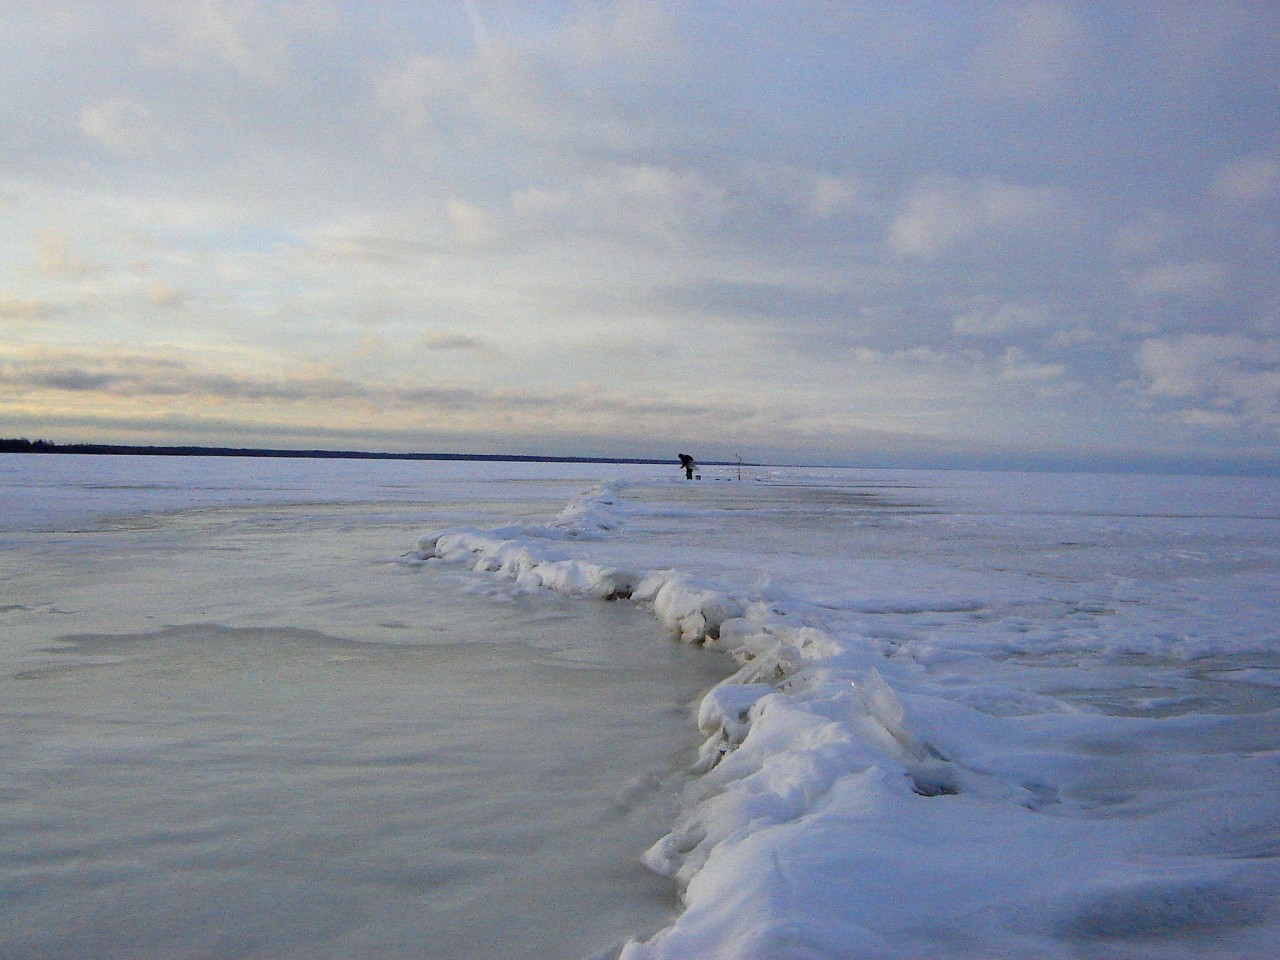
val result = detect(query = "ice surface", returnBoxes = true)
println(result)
[0,455,726,960]
[412,465,1280,959]
[6,455,1280,958]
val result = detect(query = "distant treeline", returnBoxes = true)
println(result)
[0,437,719,466]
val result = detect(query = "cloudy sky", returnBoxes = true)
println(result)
[2,2,1278,469]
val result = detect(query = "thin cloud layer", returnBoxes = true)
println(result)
[1,1,1277,469]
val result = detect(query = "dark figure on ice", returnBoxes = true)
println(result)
[678,454,697,480]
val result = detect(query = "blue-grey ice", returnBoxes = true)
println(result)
[4,454,1279,958]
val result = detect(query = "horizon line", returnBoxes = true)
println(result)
[0,437,764,469]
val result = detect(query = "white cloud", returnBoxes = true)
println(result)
[888,178,1055,259]
[299,225,441,267]
[36,231,97,278]
[374,54,459,131]
[354,334,390,359]
[1111,212,1180,259]
[79,98,183,155]
[446,200,502,250]
[1211,156,1280,205]
[997,346,1065,383]
[804,174,862,220]
[953,300,1053,337]
[375,42,592,147]
[140,0,335,81]
[461,0,491,53]
[1047,327,1095,348]
[592,165,728,238]
[373,4,676,152]
[1130,261,1228,299]
[1176,407,1241,431]
[1137,333,1280,433]
[1137,333,1244,398]
[146,284,188,308]
[508,164,730,246]
[563,1,680,67]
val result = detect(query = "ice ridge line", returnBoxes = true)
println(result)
[411,481,953,959]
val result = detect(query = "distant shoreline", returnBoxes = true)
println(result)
[0,438,738,467]
[6,437,1273,477]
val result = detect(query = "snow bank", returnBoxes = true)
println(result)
[414,476,1280,959]
[416,483,741,637]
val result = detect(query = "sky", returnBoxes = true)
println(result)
[2,1,1279,471]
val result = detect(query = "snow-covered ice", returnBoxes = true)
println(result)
[413,466,1280,959]
[3,454,1278,958]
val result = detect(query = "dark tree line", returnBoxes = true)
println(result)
[1,438,58,453]
[0,437,710,466]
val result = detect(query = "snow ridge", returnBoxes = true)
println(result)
[413,482,953,958]
[412,478,1280,959]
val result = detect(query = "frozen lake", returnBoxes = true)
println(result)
[0,455,728,960]
[412,463,1280,958]
[4,454,1280,959]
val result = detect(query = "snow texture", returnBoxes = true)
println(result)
[414,471,1280,959]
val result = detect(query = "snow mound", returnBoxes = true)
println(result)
[414,476,1280,960]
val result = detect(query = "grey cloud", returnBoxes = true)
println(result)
[0,296,58,321]
[1137,334,1280,434]
[416,332,484,351]
[33,369,119,392]
[2,351,368,404]
[3,3,1278,466]
[0,348,742,425]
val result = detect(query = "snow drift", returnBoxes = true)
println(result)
[413,475,1280,959]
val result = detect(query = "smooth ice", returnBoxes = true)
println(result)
[0,455,727,960]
